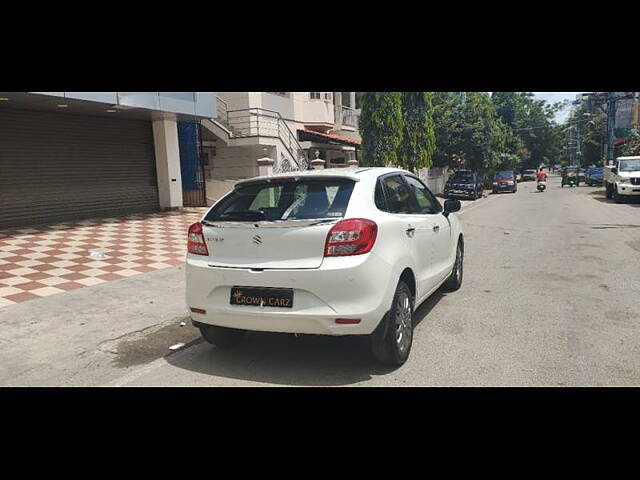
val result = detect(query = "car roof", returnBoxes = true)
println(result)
[235,167,412,186]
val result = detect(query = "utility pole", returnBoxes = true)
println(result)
[576,124,581,185]
[606,92,617,166]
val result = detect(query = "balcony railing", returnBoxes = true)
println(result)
[336,105,359,128]
[224,107,309,173]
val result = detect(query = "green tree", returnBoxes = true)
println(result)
[621,126,640,156]
[566,99,606,166]
[430,92,464,168]
[398,92,436,172]
[359,92,403,167]
[457,92,507,173]
[492,92,567,170]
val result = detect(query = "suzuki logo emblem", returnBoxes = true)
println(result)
[252,235,263,246]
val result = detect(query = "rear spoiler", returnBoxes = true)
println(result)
[235,175,360,189]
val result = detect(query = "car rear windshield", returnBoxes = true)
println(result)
[204,178,355,222]
[619,159,640,172]
[495,172,514,179]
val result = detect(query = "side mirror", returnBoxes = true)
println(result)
[443,199,461,217]
[611,167,618,174]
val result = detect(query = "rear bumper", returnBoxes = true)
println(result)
[185,253,397,336]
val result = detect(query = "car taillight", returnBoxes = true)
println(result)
[187,222,209,256]
[324,218,377,257]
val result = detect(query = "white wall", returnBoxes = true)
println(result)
[418,167,449,195]
[208,144,274,180]
[205,179,236,205]
[218,92,336,126]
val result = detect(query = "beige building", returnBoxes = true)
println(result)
[200,92,361,203]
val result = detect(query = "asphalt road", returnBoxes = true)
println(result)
[2,175,640,386]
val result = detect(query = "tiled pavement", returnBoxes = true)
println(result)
[0,208,207,308]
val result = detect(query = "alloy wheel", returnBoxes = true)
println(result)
[455,243,463,283]
[395,291,412,354]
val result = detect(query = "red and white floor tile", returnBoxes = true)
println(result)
[0,208,207,308]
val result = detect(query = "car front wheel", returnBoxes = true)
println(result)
[370,280,414,366]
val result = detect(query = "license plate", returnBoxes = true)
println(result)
[230,286,293,308]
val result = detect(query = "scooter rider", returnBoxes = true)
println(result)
[536,168,548,182]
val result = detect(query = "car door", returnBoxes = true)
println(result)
[403,175,452,289]
[378,174,435,301]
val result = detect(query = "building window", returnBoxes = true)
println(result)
[324,92,332,101]
[310,92,321,100]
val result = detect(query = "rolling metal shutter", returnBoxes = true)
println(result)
[0,108,159,229]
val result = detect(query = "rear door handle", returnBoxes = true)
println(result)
[432,225,440,233]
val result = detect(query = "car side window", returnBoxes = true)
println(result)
[374,179,388,211]
[404,175,442,214]
[381,175,414,214]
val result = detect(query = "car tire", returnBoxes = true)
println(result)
[605,183,612,198]
[199,324,246,348]
[442,237,464,292]
[492,189,497,194]
[370,280,414,366]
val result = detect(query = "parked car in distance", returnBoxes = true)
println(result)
[444,169,484,200]
[186,167,465,366]
[585,167,604,186]
[521,169,537,181]
[492,171,517,193]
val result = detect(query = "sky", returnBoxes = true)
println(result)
[533,92,584,124]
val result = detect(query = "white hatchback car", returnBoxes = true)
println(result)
[186,167,464,365]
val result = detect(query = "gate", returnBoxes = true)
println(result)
[178,120,207,206]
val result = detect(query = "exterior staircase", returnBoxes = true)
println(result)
[204,97,309,173]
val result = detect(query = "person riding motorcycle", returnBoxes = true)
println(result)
[536,169,548,182]
[536,168,547,192]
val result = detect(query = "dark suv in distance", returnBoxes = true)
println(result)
[492,171,518,194]
[444,170,484,200]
